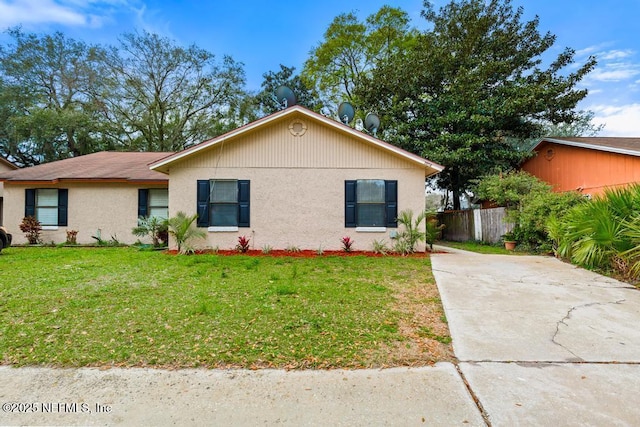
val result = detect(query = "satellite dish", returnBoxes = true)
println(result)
[364,113,381,136]
[338,102,355,125]
[275,86,296,109]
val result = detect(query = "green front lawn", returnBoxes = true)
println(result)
[0,247,452,369]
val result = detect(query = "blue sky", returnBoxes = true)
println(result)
[1,0,639,136]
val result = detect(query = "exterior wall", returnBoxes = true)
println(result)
[522,142,640,196]
[167,113,428,251]
[0,160,14,198]
[3,182,167,245]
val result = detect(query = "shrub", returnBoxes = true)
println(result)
[474,171,551,209]
[19,216,42,244]
[513,190,585,251]
[132,216,169,247]
[475,171,584,251]
[167,211,206,254]
[340,236,354,252]
[371,239,389,255]
[425,212,445,251]
[65,230,78,245]
[236,235,251,253]
[548,184,640,278]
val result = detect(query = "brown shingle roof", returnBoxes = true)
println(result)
[535,137,640,157]
[0,151,173,183]
[0,157,18,170]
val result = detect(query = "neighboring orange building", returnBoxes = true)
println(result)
[521,137,640,196]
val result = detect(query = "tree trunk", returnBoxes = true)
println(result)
[452,187,461,211]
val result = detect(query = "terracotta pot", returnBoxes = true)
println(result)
[504,241,517,251]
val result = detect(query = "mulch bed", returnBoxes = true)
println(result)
[166,249,436,257]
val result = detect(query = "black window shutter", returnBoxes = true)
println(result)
[345,180,357,227]
[385,180,398,227]
[237,180,250,227]
[196,180,210,227]
[25,189,36,217]
[58,189,68,226]
[138,189,149,218]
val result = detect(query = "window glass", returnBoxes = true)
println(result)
[210,204,237,226]
[36,189,58,226]
[357,204,385,227]
[148,189,168,219]
[357,180,385,203]
[211,180,237,203]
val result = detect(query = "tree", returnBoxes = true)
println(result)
[253,64,321,116]
[357,0,597,210]
[0,29,112,166]
[302,6,416,113]
[102,31,246,152]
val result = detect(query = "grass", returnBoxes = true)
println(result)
[0,247,453,369]
[438,240,523,255]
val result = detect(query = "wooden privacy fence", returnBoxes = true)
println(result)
[437,207,513,243]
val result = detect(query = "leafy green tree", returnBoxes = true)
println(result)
[254,64,321,116]
[357,0,597,210]
[102,30,246,152]
[302,6,416,112]
[0,29,112,166]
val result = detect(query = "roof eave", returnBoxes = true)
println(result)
[2,178,168,185]
[534,137,640,157]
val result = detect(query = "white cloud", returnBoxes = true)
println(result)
[599,49,635,61]
[590,103,640,136]
[0,0,87,27]
[0,0,136,29]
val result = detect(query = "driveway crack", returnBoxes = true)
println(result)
[551,299,626,360]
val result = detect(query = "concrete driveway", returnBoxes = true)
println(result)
[431,246,640,426]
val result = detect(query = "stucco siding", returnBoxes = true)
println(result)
[169,166,426,251]
[3,183,167,245]
[522,142,640,196]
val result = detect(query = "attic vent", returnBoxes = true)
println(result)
[545,148,555,161]
[289,120,307,137]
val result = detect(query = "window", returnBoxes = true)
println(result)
[25,189,68,227]
[138,189,168,220]
[345,180,397,228]
[356,180,386,226]
[196,180,250,228]
[210,180,238,226]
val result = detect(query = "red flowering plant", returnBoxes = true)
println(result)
[236,235,251,253]
[340,236,354,252]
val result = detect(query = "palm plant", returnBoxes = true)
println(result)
[621,214,640,279]
[167,211,206,254]
[548,184,640,275]
[132,216,169,247]
[394,209,427,254]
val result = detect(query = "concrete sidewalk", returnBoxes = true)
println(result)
[431,246,640,426]
[0,364,484,426]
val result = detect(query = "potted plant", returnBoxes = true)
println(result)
[502,231,517,251]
